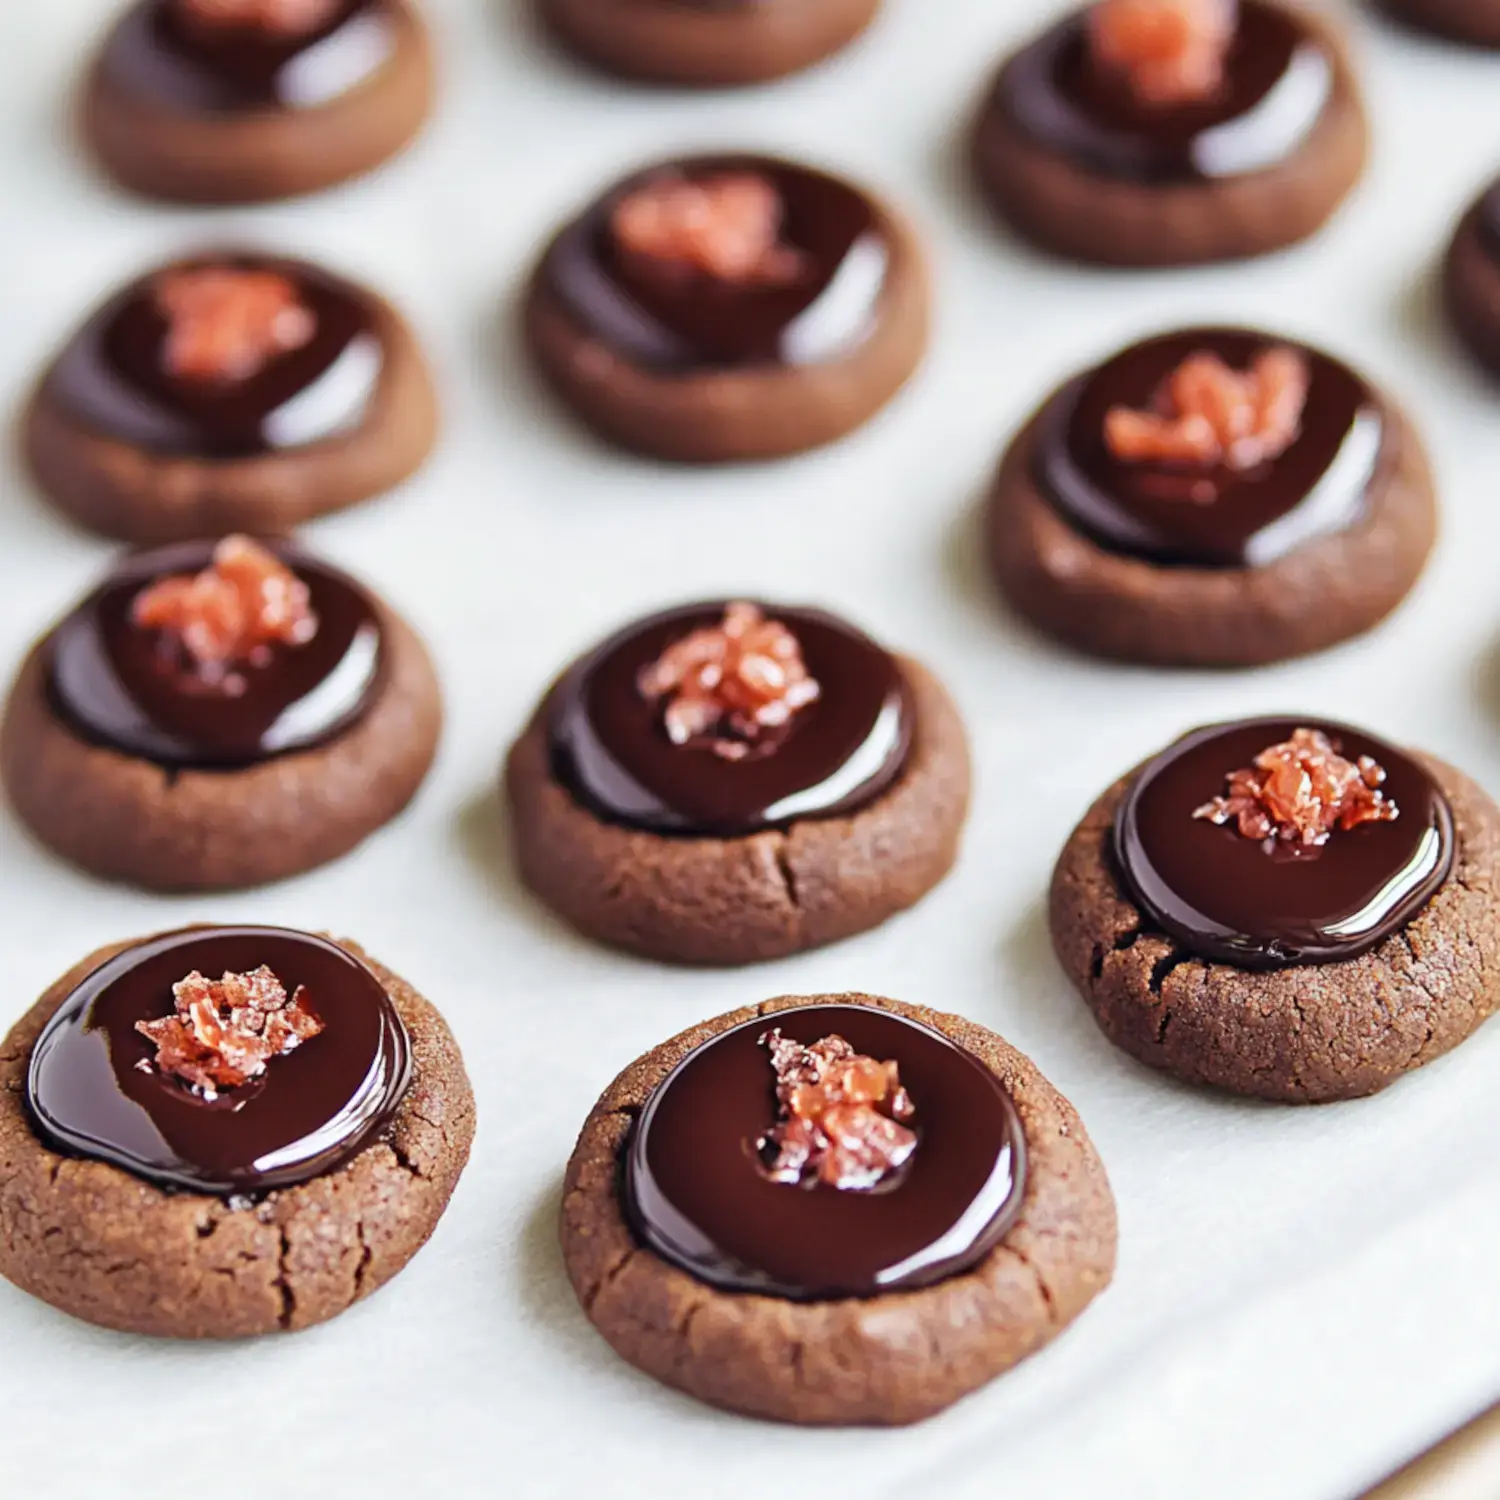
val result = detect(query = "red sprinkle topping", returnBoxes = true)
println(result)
[131,535,318,683]
[1194,727,1400,847]
[154,266,316,384]
[1088,0,1237,106]
[176,0,342,35]
[136,966,323,1098]
[757,1030,917,1192]
[1104,345,1310,483]
[611,173,806,286]
[637,602,821,761]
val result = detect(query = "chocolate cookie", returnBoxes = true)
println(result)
[1377,0,1500,45]
[23,251,437,544]
[986,326,1436,666]
[505,600,970,964]
[1050,717,1500,1103]
[562,993,1116,1424]
[1444,177,1500,378]
[0,926,474,1337]
[82,0,433,204]
[0,536,441,891]
[972,0,1368,266]
[538,0,879,86]
[522,155,928,462]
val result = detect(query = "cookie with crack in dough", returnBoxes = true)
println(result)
[81,0,434,204]
[23,251,437,544]
[985,326,1436,667]
[1050,718,1500,1102]
[538,0,880,86]
[971,0,1368,267]
[562,992,1116,1424]
[1444,178,1500,378]
[0,928,474,1338]
[522,153,929,463]
[0,536,441,891]
[504,600,969,965]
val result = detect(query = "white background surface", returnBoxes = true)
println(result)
[1,2,1498,1496]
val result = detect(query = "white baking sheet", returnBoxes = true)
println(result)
[2,3,1498,1496]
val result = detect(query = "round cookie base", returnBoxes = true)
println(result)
[0,602,442,892]
[562,991,1117,1425]
[970,11,1368,267]
[538,0,880,86]
[984,396,1437,667]
[22,299,439,544]
[1378,0,1500,46]
[1444,202,1500,378]
[80,2,433,204]
[504,657,969,965]
[521,203,929,463]
[1049,753,1500,1103]
[0,935,475,1338]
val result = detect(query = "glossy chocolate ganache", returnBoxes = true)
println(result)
[541,156,891,371]
[626,1005,1027,1300]
[548,601,912,837]
[96,0,399,115]
[48,537,385,769]
[27,927,411,1197]
[1115,717,1454,969]
[1481,178,1500,258]
[43,254,385,459]
[1034,328,1386,568]
[993,0,1336,182]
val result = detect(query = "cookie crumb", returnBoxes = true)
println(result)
[637,602,821,761]
[1104,345,1309,481]
[611,173,807,286]
[176,0,342,36]
[1194,727,1399,847]
[154,265,317,383]
[131,535,319,683]
[1088,0,1237,107]
[756,1029,917,1191]
[136,965,323,1100]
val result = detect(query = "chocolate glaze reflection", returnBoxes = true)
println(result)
[1115,717,1454,969]
[1035,328,1385,568]
[98,0,398,114]
[48,538,386,769]
[626,1005,1026,1299]
[27,927,411,1197]
[1480,179,1500,258]
[549,602,911,837]
[995,1,1334,182]
[543,156,889,371]
[45,255,384,459]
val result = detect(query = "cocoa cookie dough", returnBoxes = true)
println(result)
[23,251,437,544]
[1050,717,1500,1103]
[82,0,434,204]
[522,155,928,462]
[1444,177,1500,378]
[562,992,1117,1425]
[0,536,441,891]
[538,0,879,86]
[1377,0,1500,46]
[505,600,970,964]
[986,326,1436,667]
[972,0,1368,267]
[0,926,474,1337]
